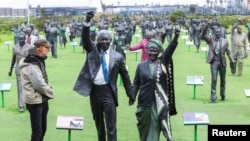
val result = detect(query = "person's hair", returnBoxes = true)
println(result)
[145,31,153,36]
[215,27,221,32]
[18,32,26,39]
[97,30,112,40]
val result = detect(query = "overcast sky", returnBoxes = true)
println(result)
[0,0,208,9]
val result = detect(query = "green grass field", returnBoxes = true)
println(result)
[1,27,250,141]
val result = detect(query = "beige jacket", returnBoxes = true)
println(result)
[19,57,54,104]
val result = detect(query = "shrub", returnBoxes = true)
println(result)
[0,24,9,32]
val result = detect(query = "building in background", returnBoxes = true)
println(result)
[0,0,250,17]
[0,6,97,17]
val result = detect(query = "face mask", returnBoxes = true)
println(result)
[19,41,25,46]
[97,40,110,51]
[215,34,220,39]
[18,39,25,46]
[97,35,111,51]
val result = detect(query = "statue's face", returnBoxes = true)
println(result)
[118,30,127,37]
[215,28,221,39]
[26,28,32,35]
[149,24,153,29]
[18,35,25,46]
[148,47,159,61]
[158,22,163,28]
[97,34,112,51]
[237,26,242,33]
[145,33,153,40]
[116,30,123,36]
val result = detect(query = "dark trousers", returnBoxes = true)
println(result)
[49,40,57,57]
[210,60,226,101]
[69,35,75,42]
[90,84,117,141]
[26,102,49,141]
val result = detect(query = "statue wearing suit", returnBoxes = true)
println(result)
[200,23,235,103]
[73,11,134,141]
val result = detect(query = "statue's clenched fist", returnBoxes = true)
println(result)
[86,11,94,22]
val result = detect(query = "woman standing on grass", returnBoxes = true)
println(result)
[131,27,180,141]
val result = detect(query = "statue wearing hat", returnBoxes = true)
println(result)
[131,27,180,141]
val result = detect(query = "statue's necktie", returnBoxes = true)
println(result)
[215,40,220,55]
[102,51,109,83]
[27,36,31,44]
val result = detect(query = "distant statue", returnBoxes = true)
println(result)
[245,23,250,43]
